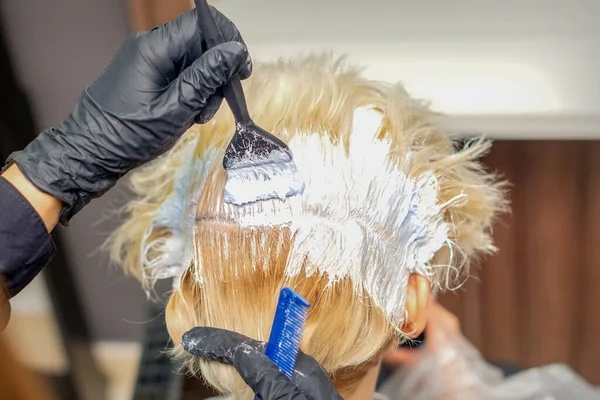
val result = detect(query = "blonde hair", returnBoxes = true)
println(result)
[107,54,507,398]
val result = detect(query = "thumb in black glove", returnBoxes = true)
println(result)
[181,327,343,400]
[5,6,251,225]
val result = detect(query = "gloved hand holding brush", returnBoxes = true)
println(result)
[3,6,252,228]
[182,327,343,400]
[0,6,251,312]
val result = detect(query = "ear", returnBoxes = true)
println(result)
[401,273,430,338]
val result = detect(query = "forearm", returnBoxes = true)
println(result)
[1,164,62,232]
[0,165,60,331]
[0,173,56,298]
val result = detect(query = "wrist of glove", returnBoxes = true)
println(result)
[7,90,143,223]
[182,327,343,400]
[4,7,251,226]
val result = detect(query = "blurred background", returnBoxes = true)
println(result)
[0,0,598,399]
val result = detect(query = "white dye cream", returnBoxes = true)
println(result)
[221,107,450,325]
[140,145,220,289]
[143,107,454,326]
[221,194,303,228]
[223,152,305,205]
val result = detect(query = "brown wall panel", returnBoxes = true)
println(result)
[439,140,600,384]
[128,0,192,31]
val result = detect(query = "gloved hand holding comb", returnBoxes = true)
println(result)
[182,327,343,400]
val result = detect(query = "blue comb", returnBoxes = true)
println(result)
[255,288,310,399]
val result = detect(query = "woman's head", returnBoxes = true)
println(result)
[108,54,506,398]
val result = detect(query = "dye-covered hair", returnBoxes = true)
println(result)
[107,54,507,398]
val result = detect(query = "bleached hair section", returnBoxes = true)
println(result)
[138,142,220,291]
[106,54,508,330]
[215,107,457,325]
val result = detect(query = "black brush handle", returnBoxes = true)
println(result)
[195,0,252,124]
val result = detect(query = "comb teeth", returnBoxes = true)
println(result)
[264,288,311,380]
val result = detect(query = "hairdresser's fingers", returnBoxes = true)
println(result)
[182,327,266,363]
[234,350,308,399]
[182,328,308,399]
[200,5,252,80]
[182,328,342,400]
[293,352,343,400]
[167,42,248,118]
[144,7,252,79]
[195,91,224,124]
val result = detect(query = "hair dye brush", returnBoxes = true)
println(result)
[194,0,305,206]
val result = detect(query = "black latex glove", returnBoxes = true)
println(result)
[5,7,252,226]
[182,327,343,400]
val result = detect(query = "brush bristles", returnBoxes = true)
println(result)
[224,160,305,205]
